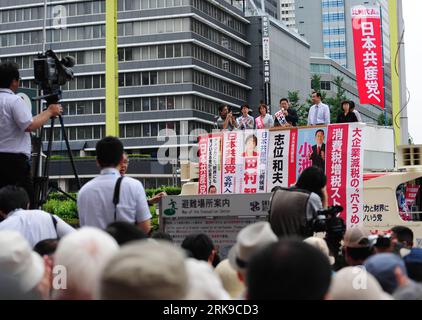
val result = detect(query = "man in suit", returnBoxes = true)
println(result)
[309,129,325,173]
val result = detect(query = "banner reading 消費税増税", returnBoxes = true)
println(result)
[351,6,385,109]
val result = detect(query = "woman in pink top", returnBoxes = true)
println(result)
[255,104,274,129]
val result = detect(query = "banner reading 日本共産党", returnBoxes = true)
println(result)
[351,6,385,109]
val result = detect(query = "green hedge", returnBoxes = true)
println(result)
[42,198,79,226]
[42,186,181,229]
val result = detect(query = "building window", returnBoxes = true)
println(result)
[320,81,331,91]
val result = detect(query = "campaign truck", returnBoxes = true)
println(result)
[159,124,422,256]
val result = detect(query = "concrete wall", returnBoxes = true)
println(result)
[246,15,310,114]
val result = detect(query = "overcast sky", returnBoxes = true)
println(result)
[402,1,422,143]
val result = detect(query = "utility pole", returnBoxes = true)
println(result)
[105,0,119,137]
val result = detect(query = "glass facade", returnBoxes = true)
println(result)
[321,0,347,67]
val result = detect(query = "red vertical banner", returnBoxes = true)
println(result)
[198,135,209,195]
[288,128,298,187]
[346,124,364,229]
[326,124,349,222]
[351,6,385,109]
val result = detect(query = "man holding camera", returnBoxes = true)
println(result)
[0,62,62,207]
[216,105,238,131]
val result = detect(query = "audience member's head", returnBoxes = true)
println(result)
[96,136,124,169]
[214,259,245,299]
[53,227,119,300]
[99,240,188,299]
[0,185,29,218]
[391,226,414,249]
[0,231,49,299]
[247,239,332,300]
[33,239,59,257]
[181,233,217,265]
[403,248,422,282]
[343,226,373,266]
[364,253,407,294]
[228,222,278,281]
[0,61,20,89]
[295,166,326,202]
[106,221,147,246]
[185,258,230,300]
[304,237,335,265]
[329,266,392,300]
[150,230,174,242]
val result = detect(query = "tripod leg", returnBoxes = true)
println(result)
[58,115,81,190]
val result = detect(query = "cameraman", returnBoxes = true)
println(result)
[0,62,62,207]
[269,166,326,238]
[216,105,238,131]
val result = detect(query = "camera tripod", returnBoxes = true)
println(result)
[32,92,81,209]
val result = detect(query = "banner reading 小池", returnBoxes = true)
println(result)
[351,6,385,109]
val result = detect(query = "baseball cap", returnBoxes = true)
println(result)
[403,248,422,263]
[329,266,392,300]
[0,231,45,293]
[343,226,370,248]
[363,253,407,294]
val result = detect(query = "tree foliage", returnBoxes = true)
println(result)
[288,90,307,126]
[324,76,347,124]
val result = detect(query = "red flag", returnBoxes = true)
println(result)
[351,6,385,109]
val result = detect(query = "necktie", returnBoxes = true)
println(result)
[317,146,321,155]
[313,105,319,125]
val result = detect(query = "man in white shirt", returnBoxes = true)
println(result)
[77,137,151,234]
[0,62,62,207]
[0,186,74,247]
[307,92,330,126]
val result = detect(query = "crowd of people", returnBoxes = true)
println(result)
[216,92,362,131]
[0,140,421,300]
[1,59,421,301]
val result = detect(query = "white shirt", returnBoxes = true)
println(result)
[307,102,330,126]
[236,115,255,130]
[353,109,363,122]
[77,168,151,229]
[0,89,33,157]
[0,209,75,247]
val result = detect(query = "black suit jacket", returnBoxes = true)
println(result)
[285,108,299,126]
[310,143,325,173]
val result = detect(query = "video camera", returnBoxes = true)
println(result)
[33,49,75,104]
[312,205,345,235]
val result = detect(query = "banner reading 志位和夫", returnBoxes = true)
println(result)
[198,124,365,228]
[351,6,385,109]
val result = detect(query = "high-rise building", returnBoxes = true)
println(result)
[252,0,280,19]
[294,0,347,68]
[0,0,311,190]
[280,0,297,30]
[0,0,252,188]
[283,0,395,122]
